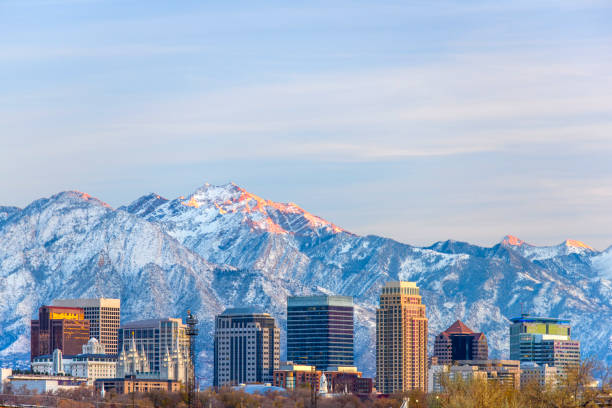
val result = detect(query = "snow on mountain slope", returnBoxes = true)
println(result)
[122,184,612,373]
[0,191,226,376]
[500,234,596,260]
[592,247,612,280]
[0,206,20,224]
[0,183,611,384]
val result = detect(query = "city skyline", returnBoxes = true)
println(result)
[1,1,612,249]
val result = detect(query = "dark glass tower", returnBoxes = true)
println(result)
[287,295,354,370]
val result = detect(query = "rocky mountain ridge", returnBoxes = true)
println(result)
[0,183,610,382]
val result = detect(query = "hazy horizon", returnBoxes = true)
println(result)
[2,1,611,249]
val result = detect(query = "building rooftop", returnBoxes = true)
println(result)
[232,384,287,395]
[120,317,183,328]
[510,315,571,325]
[442,320,475,335]
[53,298,120,308]
[287,295,353,307]
[220,307,268,316]
[9,374,88,381]
[383,281,418,288]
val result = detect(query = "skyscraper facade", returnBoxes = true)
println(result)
[433,320,488,364]
[286,295,354,370]
[53,298,120,354]
[31,306,90,359]
[214,308,280,386]
[509,315,580,375]
[376,281,428,393]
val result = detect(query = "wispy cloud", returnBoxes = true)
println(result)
[0,44,205,61]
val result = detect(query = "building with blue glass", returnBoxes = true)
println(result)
[287,295,354,371]
[509,315,580,376]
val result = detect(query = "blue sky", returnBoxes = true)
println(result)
[2,0,612,249]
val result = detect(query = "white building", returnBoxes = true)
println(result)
[116,334,189,383]
[428,364,488,393]
[31,338,117,385]
[1,368,12,393]
[118,318,190,382]
[427,365,449,393]
[7,374,87,393]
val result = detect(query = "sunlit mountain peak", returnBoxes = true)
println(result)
[179,182,345,235]
[501,235,526,246]
[564,239,594,250]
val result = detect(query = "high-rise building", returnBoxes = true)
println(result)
[509,315,580,376]
[433,320,488,364]
[214,308,280,386]
[376,281,428,393]
[117,318,190,381]
[286,295,354,370]
[31,306,90,359]
[53,298,120,355]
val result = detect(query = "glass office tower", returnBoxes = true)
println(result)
[509,315,580,376]
[287,295,354,370]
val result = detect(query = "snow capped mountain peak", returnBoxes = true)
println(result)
[563,239,593,250]
[177,182,345,235]
[501,235,528,247]
[51,191,113,209]
[1,184,611,380]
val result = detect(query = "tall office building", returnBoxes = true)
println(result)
[117,318,190,378]
[376,281,428,393]
[433,320,488,364]
[53,298,120,355]
[214,308,280,386]
[287,295,354,370]
[509,315,580,375]
[31,306,90,359]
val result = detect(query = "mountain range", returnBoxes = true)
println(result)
[0,182,610,383]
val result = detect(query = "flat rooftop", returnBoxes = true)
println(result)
[510,315,570,324]
[287,295,353,307]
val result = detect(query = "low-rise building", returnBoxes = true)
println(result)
[324,367,373,395]
[94,376,181,394]
[31,338,117,385]
[428,364,488,392]
[7,374,88,393]
[1,368,13,393]
[520,362,558,388]
[456,360,521,389]
[273,363,321,391]
[428,364,449,393]
[273,363,373,395]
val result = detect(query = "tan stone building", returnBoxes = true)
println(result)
[456,359,521,389]
[376,281,428,393]
[95,377,181,394]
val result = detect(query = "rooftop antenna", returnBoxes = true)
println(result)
[186,310,199,408]
[520,302,528,317]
